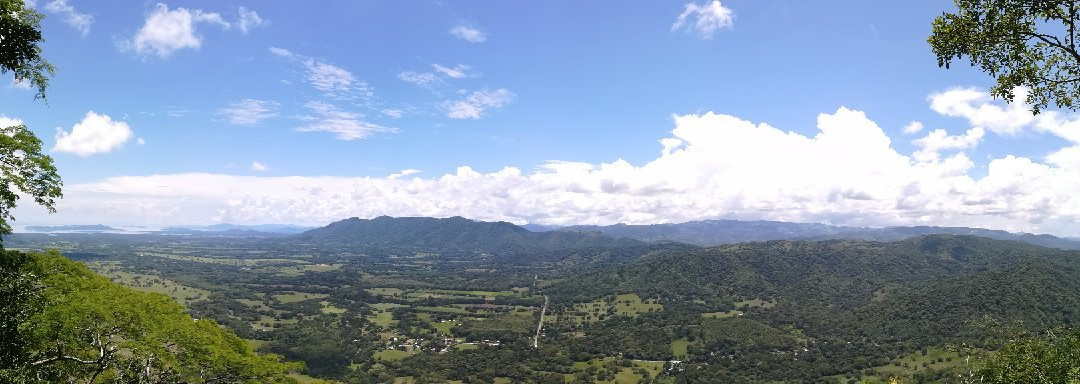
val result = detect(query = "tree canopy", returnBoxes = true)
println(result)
[929,0,1080,114]
[0,249,304,383]
[0,0,62,242]
[0,0,54,99]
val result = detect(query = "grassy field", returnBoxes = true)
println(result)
[320,301,347,314]
[734,298,776,309]
[375,349,417,361]
[872,347,964,377]
[136,251,306,267]
[567,358,665,384]
[671,339,691,358]
[566,293,663,323]
[275,263,343,277]
[90,267,210,307]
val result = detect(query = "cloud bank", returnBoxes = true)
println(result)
[24,88,1080,237]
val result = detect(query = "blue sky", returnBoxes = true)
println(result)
[5,0,1080,236]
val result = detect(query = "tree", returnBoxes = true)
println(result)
[0,0,54,99]
[929,0,1080,114]
[0,0,62,241]
[975,327,1080,383]
[3,250,303,383]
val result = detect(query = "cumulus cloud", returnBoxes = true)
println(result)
[126,4,267,58]
[0,115,23,128]
[930,86,1080,144]
[53,112,134,156]
[251,161,268,172]
[28,89,1080,236]
[44,0,93,35]
[672,0,735,39]
[902,121,924,134]
[446,89,515,119]
[127,3,229,58]
[912,127,985,162]
[297,101,395,140]
[432,63,471,79]
[449,24,486,43]
[220,99,278,125]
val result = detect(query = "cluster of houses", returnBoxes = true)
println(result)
[384,336,502,354]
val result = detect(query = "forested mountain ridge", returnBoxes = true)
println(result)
[540,234,1080,381]
[549,234,1080,310]
[296,216,642,253]
[560,219,1080,249]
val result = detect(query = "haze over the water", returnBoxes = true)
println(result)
[5,2,1080,236]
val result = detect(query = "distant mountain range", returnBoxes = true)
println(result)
[21,218,1080,251]
[559,219,1080,250]
[295,216,640,253]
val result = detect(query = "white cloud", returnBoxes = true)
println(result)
[432,63,471,79]
[268,46,293,57]
[11,78,32,90]
[297,101,395,140]
[44,0,93,35]
[53,111,134,156]
[136,137,146,145]
[382,109,404,119]
[902,121,924,134]
[672,0,735,39]
[449,24,486,43]
[220,99,278,125]
[446,89,515,119]
[398,71,442,88]
[251,161,268,172]
[388,169,420,179]
[31,90,1080,237]
[304,61,353,92]
[237,6,266,34]
[0,116,23,128]
[269,48,374,100]
[912,127,985,162]
[928,87,1035,136]
[128,3,230,58]
[930,86,1080,144]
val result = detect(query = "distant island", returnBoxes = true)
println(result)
[24,224,120,233]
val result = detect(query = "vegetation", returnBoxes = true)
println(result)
[10,228,1080,382]
[0,249,301,383]
[929,0,1080,113]
[0,0,62,241]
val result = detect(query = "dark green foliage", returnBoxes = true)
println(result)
[0,250,42,372]
[975,327,1080,383]
[929,0,1080,114]
[297,215,642,254]
[0,0,54,99]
